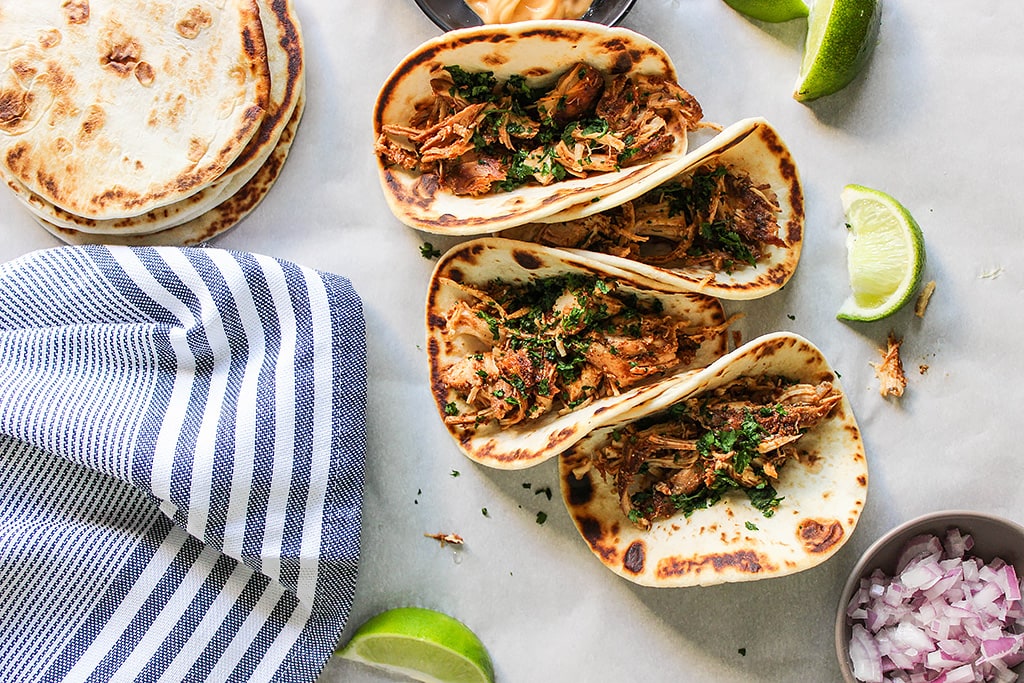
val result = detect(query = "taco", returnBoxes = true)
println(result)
[427,237,732,470]
[501,118,804,299]
[559,332,867,587]
[375,21,704,235]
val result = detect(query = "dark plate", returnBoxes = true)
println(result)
[412,0,637,32]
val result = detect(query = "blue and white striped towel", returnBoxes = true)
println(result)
[0,246,366,682]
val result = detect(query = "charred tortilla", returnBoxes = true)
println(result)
[427,237,731,470]
[38,88,305,246]
[0,0,271,220]
[375,20,704,235]
[3,0,304,240]
[503,118,804,299]
[559,332,867,587]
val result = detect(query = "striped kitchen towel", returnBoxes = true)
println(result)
[0,245,367,682]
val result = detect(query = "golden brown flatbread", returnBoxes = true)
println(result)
[3,0,304,236]
[38,87,304,247]
[0,0,272,220]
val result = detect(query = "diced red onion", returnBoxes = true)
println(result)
[846,528,1024,682]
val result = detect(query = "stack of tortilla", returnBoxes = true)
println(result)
[0,0,304,246]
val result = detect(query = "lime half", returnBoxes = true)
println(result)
[337,607,495,683]
[794,0,882,101]
[837,184,925,322]
[723,0,808,23]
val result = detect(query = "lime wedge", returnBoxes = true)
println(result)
[836,184,925,322]
[337,607,495,683]
[723,0,808,22]
[794,0,882,101]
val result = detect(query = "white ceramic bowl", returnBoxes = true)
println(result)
[835,510,1024,682]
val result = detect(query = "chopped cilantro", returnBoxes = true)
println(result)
[699,219,756,268]
[536,511,548,525]
[420,242,442,259]
[444,65,498,103]
[747,483,783,517]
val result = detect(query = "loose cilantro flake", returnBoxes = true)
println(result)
[420,242,442,259]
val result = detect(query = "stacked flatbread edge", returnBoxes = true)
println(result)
[0,0,304,247]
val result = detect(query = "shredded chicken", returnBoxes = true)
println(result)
[438,274,728,432]
[377,62,703,196]
[915,280,936,318]
[502,163,785,273]
[585,375,843,529]
[872,332,907,398]
[425,532,464,548]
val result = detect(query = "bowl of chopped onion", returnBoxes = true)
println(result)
[836,510,1024,683]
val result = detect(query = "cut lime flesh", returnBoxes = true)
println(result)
[836,184,924,322]
[337,607,495,683]
[795,0,882,101]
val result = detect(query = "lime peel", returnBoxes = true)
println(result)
[836,184,925,322]
[337,607,495,683]
[794,0,882,101]
[723,0,809,23]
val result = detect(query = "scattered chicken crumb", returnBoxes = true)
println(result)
[871,333,907,398]
[914,280,936,318]
[919,364,929,375]
[425,532,464,547]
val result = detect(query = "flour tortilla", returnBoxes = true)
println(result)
[511,118,805,300]
[559,332,867,587]
[3,0,305,235]
[38,87,304,247]
[375,20,695,235]
[0,0,270,220]
[426,237,729,470]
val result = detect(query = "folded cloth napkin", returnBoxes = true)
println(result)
[0,246,367,682]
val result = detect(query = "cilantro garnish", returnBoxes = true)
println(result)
[420,242,442,259]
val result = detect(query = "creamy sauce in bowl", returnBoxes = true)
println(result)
[465,0,591,23]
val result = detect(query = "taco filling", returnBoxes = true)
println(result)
[506,163,786,273]
[586,375,842,529]
[438,273,728,430]
[375,62,703,197]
